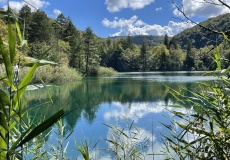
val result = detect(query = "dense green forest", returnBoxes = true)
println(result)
[174,13,230,49]
[1,5,230,79]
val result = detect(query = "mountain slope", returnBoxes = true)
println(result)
[173,13,230,49]
[110,35,167,46]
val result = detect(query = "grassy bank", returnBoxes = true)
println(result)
[0,64,81,85]
[21,65,82,83]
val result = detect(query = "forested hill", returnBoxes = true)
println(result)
[111,12,230,49]
[1,5,230,75]
[173,13,230,49]
[110,35,166,46]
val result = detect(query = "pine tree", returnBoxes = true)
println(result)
[69,29,84,71]
[83,27,100,76]
[184,39,195,70]
[54,13,68,40]
[19,5,32,40]
[164,34,169,49]
[126,34,134,49]
[28,10,54,43]
[169,37,178,49]
[62,17,76,41]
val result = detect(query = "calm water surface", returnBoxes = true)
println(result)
[24,71,217,159]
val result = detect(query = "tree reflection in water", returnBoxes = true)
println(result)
[23,72,216,159]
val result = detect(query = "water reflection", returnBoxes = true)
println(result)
[23,72,216,159]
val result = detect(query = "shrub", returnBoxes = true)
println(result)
[19,64,81,84]
[97,66,117,76]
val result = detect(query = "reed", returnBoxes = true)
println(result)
[0,8,64,159]
[103,117,151,160]
[161,36,230,159]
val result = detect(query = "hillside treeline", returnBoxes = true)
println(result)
[1,5,230,77]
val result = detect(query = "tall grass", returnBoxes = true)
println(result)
[103,117,151,160]
[161,35,230,159]
[0,8,64,159]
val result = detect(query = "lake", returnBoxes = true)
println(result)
[23,71,217,159]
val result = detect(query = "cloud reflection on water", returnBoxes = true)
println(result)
[103,100,190,122]
[101,100,194,159]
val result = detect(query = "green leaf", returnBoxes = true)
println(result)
[220,66,230,77]
[0,91,9,131]
[12,62,39,110]
[214,46,221,71]
[184,136,207,149]
[170,92,185,104]
[18,62,39,91]
[0,130,7,143]
[0,112,8,132]
[15,21,22,44]
[177,122,212,137]
[17,109,64,147]
[24,57,58,67]
[0,89,11,106]
[0,76,16,91]
[116,128,129,138]
[10,125,33,150]
[105,139,121,147]
[222,32,230,42]
[0,36,13,83]
[168,105,183,108]
[8,13,16,64]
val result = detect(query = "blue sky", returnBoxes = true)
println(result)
[1,0,230,38]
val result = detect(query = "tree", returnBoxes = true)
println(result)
[56,13,68,26]
[169,47,185,70]
[140,40,147,71]
[28,10,54,43]
[69,29,84,71]
[98,40,110,67]
[107,42,125,72]
[151,44,170,70]
[19,5,32,40]
[164,34,169,49]
[169,37,178,49]
[126,34,134,49]
[62,17,76,41]
[53,13,68,40]
[184,39,195,70]
[83,27,100,76]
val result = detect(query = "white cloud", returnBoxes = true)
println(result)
[173,0,230,18]
[134,19,147,27]
[105,0,155,12]
[155,7,162,11]
[3,0,50,12]
[102,15,138,28]
[102,16,195,37]
[53,9,61,17]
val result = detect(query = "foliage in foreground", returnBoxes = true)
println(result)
[0,9,64,159]
[161,38,230,159]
